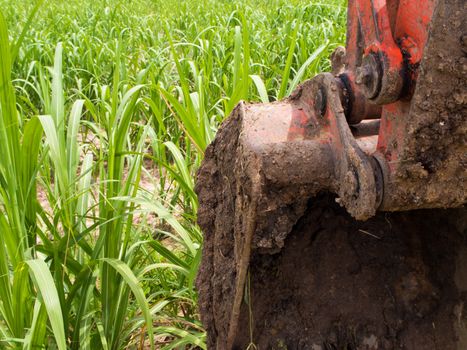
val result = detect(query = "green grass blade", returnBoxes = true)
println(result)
[241,15,250,99]
[250,75,269,103]
[20,116,43,231]
[10,0,44,64]
[232,25,242,92]
[26,259,66,350]
[286,42,328,96]
[51,43,65,131]
[66,99,85,183]
[155,326,206,350]
[101,258,154,350]
[24,300,47,350]
[278,25,298,99]
[39,115,68,193]
[147,240,189,270]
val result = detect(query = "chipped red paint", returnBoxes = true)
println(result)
[287,108,310,141]
[395,0,436,65]
[375,0,435,162]
[356,0,403,68]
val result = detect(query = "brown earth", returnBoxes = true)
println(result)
[233,195,467,349]
[198,187,467,349]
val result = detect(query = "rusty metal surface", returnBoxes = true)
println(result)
[195,0,466,347]
[376,0,467,210]
[355,0,405,104]
[236,73,382,223]
[195,76,382,348]
[294,74,381,219]
[342,0,436,119]
[338,0,466,212]
[197,0,465,233]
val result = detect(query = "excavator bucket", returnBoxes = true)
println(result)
[195,0,466,348]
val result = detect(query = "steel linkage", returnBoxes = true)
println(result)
[330,0,465,214]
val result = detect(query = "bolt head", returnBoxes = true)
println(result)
[355,54,382,100]
[355,66,371,84]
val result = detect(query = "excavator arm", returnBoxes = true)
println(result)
[195,0,466,348]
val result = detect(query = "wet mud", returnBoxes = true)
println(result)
[197,184,467,349]
[232,195,467,349]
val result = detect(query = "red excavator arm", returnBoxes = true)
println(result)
[195,0,466,348]
[228,0,465,221]
[343,0,465,214]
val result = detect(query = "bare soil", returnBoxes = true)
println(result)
[234,195,467,349]
[198,191,467,349]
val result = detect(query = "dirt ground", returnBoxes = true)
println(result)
[198,192,467,349]
[234,195,467,349]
